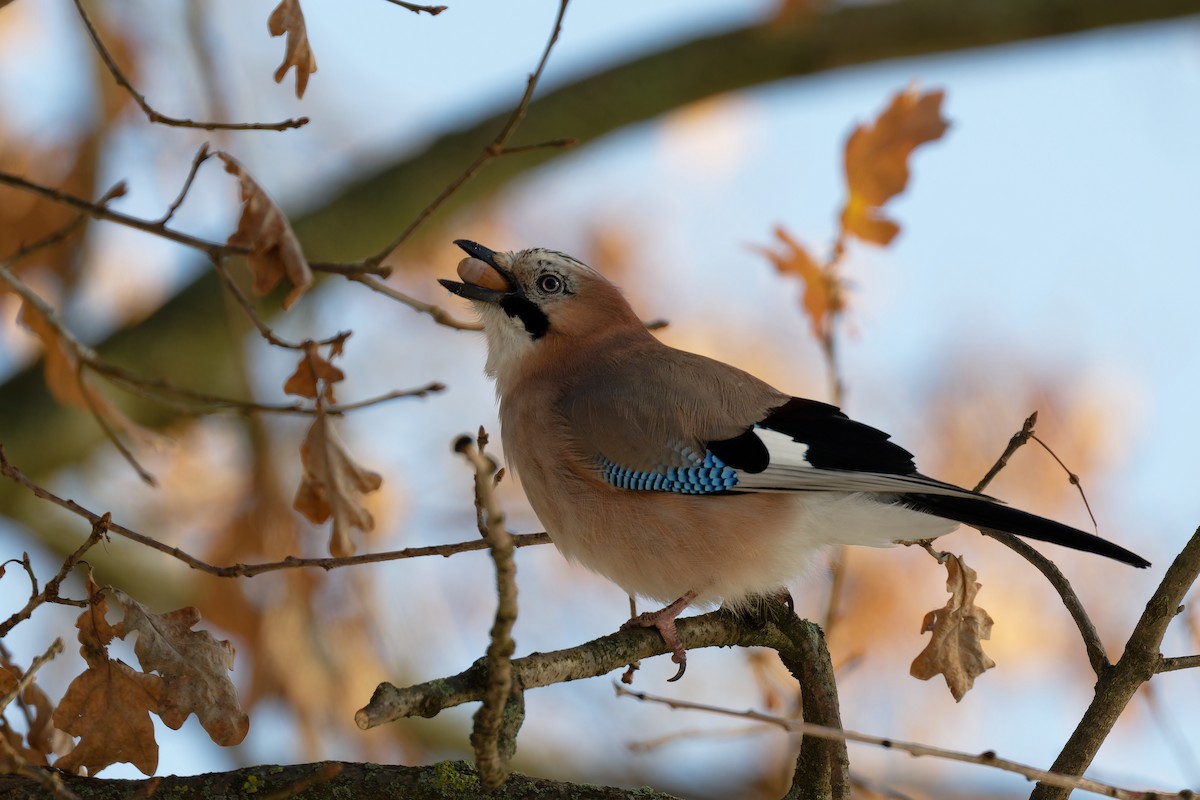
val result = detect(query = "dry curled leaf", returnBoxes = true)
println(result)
[841,86,949,246]
[219,152,313,309]
[294,414,383,557]
[910,554,995,701]
[53,587,162,776]
[284,341,345,402]
[269,0,317,98]
[757,225,842,339]
[112,590,250,747]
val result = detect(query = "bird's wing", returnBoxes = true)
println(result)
[559,348,986,500]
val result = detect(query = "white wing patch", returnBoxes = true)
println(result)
[732,428,993,501]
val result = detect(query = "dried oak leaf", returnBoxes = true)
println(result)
[112,590,250,747]
[294,414,383,557]
[268,0,317,99]
[284,341,345,402]
[840,86,949,246]
[53,590,162,776]
[22,679,71,763]
[910,554,995,701]
[757,226,842,339]
[218,152,313,310]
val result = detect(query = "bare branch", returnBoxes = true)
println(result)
[0,446,550,579]
[72,0,307,131]
[357,599,850,800]
[1031,431,1098,529]
[0,511,110,638]
[351,274,481,331]
[984,530,1111,676]
[973,410,1037,493]
[0,639,64,714]
[1158,654,1200,673]
[615,686,1190,800]
[456,432,519,788]
[1031,526,1200,800]
[367,0,574,266]
[156,143,213,225]
[381,0,448,14]
[972,412,1112,676]
[0,170,247,259]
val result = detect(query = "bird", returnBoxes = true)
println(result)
[440,239,1150,680]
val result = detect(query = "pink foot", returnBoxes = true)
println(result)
[622,590,698,682]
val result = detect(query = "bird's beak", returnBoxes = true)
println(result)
[439,239,518,304]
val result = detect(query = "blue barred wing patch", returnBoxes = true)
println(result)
[600,451,739,494]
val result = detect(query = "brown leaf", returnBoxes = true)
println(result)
[112,590,249,746]
[294,414,383,557]
[52,661,162,776]
[910,555,995,701]
[218,152,313,310]
[756,226,841,339]
[840,86,949,246]
[73,582,118,667]
[284,342,345,402]
[53,591,162,776]
[268,0,317,99]
[23,679,70,763]
[18,301,152,443]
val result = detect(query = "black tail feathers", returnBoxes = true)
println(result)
[903,494,1150,569]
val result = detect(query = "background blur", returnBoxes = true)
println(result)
[1,1,1199,797]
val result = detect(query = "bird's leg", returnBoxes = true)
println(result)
[622,590,698,682]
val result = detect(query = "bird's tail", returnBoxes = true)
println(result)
[903,494,1150,568]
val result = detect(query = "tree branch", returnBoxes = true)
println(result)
[72,0,307,131]
[0,761,683,800]
[357,600,849,797]
[367,0,574,266]
[1031,526,1200,800]
[0,446,551,578]
[615,686,1190,800]
[456,432,519,788]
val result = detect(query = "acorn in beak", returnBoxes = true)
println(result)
[439,239,517,304]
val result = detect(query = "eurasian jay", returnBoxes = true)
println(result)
[441,239,1149,679]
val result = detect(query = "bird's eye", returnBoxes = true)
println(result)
[536,273,563,294]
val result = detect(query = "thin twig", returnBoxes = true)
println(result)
[968,411,1111,675]
[351,274,481,330]
[973,410,1037,493]
[0,639,64,713]
[381,0,447,14]
[457,431,518,788]
[92,358,444,416]
[309,260,393,278]
[0,446,550,578]
[210,256,305,349]
[983,530,1111,676]
[76,359,156,486]
[614,686,1190,800]
[71,0,306,132]
[1030,432,1098,529]
[2,182,128,265]
[366,0,574,266]
[1158,655,1200,673]
[0,512,110,638]
[155,143,213,225]
[0,171,247,259]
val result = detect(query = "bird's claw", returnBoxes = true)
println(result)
[622,590,697,681]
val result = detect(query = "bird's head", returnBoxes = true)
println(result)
[440,240,645,381]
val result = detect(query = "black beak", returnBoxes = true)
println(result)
[438,239,519,304]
